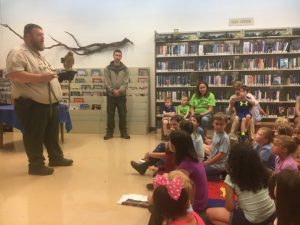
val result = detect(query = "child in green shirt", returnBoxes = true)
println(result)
[176,96,190,119]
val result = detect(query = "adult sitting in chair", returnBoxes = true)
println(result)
[190,81,216,138]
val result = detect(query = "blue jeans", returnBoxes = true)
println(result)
[201,112,213,129]
[197,127,205,140]
[205,165,225,181]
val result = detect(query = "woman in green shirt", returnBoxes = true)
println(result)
[190,81,216,135]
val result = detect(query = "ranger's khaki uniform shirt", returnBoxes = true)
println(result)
[6,43,62,104]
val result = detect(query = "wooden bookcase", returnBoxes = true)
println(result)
[155,27,300,128]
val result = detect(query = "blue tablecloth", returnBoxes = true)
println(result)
[0,104,72,132]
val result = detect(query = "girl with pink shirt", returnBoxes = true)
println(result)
[272,135,298,173]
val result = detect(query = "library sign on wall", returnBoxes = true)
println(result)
[155,27,300,128]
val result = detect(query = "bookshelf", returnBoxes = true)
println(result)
[0,69,11,105]
[155,27,300,127]
[58,67,150,134]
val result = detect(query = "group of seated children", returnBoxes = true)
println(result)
[162,82,267,143]
[130,111,300,225]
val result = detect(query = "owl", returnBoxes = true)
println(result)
[62,51,74,71]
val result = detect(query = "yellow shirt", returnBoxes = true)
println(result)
[6,43,62,104]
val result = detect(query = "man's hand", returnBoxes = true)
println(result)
[39,73,57,82]
[112,89,120,97]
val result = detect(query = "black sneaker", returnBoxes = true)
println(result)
[104,134,113,140]
[146,183,154,191]
[130,161,148,175]
[49,158,73,167]
[28,165,54,176]
[121,134,130,139]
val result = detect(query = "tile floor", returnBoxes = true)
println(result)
[0,131,162,225]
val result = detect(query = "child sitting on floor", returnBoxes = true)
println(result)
[272,135,298,173]
[147,170,197,225]
[268,169,300,225]
[273,117,289,136]
[151,172,205,225]
[130,115,182,175]
[204,112,230,181]
[253,127,275,170]
[294,145,300,170]
[277,123,293,136]
[206,143,276,225]
[180,119,204,160]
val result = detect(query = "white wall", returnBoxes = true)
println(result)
[1,0,300,127]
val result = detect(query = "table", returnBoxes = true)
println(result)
[0,104,72,148]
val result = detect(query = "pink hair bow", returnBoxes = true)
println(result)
[153,175,184,200]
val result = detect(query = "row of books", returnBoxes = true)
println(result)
[253,90,300,102]
[156,90,192,101]
[263,105,295,118]
[241,57,298,70]
[157,57,300,71]
[67,103,102,110]
[242,74,281,86]
[157,90,300,102]
[243,41,290,54]
[290,39,300,52]
[156,39,300,56]
[239,74,300,86]
[62,84,106,90]
[156,75,191,87]
[72,77,104,83]
[70,90,107,97]
[202,75,233,86]
[157,73,300,87]
[156,43,199,56]
[156,42,238,56]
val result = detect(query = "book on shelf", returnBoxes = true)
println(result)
[198,44,204,55]
[283,42,289,52]
[77,69,88,76]
[138,77,149,84]
[61,98,69,104]
[79,103,90,110]
[279,58,289,69]
[70,91,81,96]
[92,77,103,83]
[94,90,107,96]
[93,84,104,90]
[74,78,86,83]
[82,91,93,96]
[287,107,295,118]
[81,84,92,90]
[271,75,281,85]
[138,68,150,76]
[91,104,102,110]
[91,69,101,76]
[73,97,84,103]
[243,42,250,54]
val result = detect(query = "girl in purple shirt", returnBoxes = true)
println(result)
[169,130,208,214]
